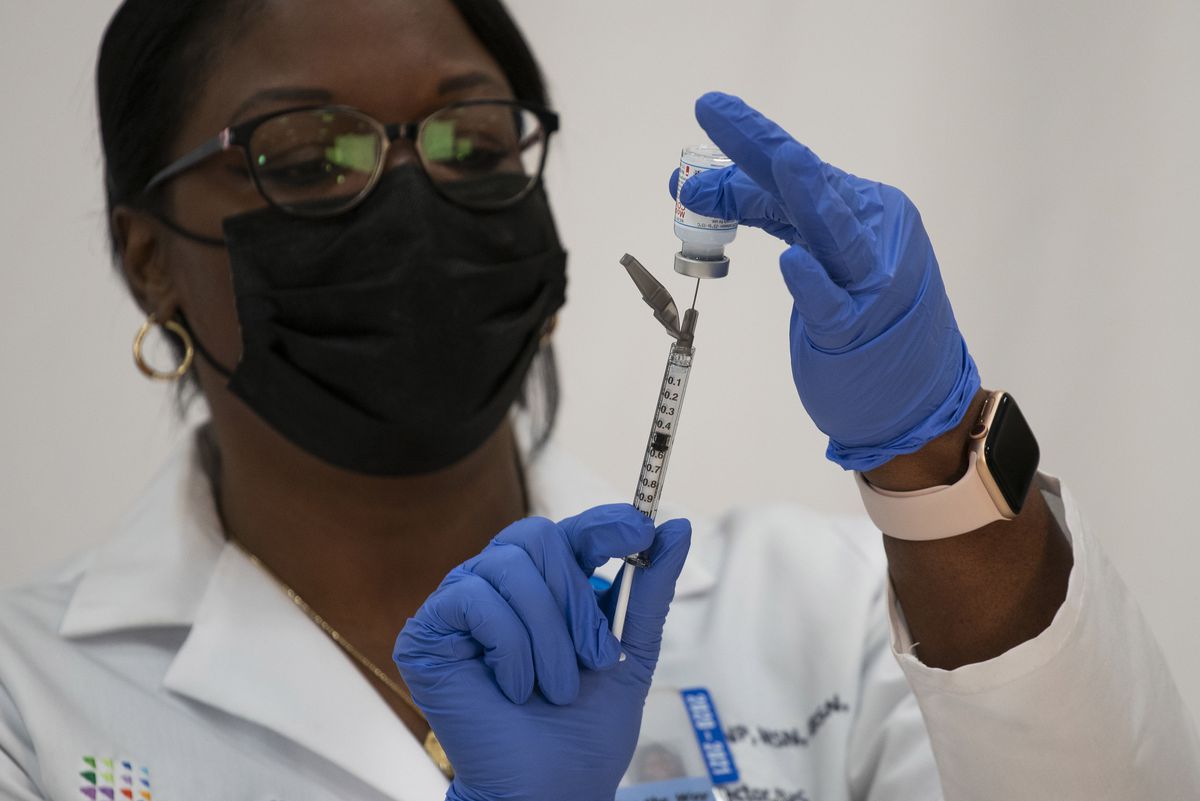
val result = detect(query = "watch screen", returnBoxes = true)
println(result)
[984,395,1040,514]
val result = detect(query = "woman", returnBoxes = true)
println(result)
[0,1,1196,800]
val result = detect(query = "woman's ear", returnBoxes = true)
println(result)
[112,205,179,320]
[540,314,558,344]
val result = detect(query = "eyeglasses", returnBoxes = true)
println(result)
[142,99,560,216]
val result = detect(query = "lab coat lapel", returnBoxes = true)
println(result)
[59,442,226,636]
[162,543,450,801]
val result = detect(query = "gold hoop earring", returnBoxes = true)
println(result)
[133,313,195,381]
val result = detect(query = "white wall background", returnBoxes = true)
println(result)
[2,0,1197,718]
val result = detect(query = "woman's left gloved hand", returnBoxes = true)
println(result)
[671,92,981,471]
[393,504,691,801]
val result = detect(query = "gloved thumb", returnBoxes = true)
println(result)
[670,164,782,227]
[614,518,691,672]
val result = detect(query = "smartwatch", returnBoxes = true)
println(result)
[854,391,1041,541]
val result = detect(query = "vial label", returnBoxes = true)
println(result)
[675,154,737,232]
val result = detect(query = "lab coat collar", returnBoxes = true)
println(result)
[60,436,449,800]
[161,541,452,801]
[58,441,225,637]
[58,426,714,800]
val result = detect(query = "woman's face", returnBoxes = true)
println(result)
[129,0,515,377]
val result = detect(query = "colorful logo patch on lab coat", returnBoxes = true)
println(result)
[78,757,151,801]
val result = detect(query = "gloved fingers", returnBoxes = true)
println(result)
[816,164,873,217]
[393,569,535,704]
[493,517,623,671]
[672,165,795,244]
[615,517,692,670]
[690,93,876,283]
[557,504,655,573]
[465,540,582,705]
[779,245,855,337]
[770,141,876,286]
[692,91,794,203]
[691,90,867,221]
[693,90,864,212]
[761,134,883,231]
[676,100,865,220]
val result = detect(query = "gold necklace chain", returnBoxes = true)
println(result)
[230,541,454,779]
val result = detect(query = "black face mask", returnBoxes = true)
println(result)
[194,166,567,475]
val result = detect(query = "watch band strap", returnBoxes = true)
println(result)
[854,451,1006,541]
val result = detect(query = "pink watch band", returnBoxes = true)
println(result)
[854,451,1006,541]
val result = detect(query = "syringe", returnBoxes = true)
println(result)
[611,254,700,643]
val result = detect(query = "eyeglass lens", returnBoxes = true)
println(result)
[247,103,547,215]
[420,103,546,208]
[249,109,384,215]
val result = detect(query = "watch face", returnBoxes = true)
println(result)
[983,394,1040,515]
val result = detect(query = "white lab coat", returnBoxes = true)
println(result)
[0,430,1197,801]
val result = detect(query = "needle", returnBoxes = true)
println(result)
[689,277,701,312]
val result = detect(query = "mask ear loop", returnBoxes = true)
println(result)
[175,311,236,379]
[150,211,235,377]
[152,211,227,248]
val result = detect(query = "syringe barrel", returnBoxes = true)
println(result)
[626,342,694,567]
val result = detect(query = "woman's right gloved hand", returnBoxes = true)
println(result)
[671,92,980,472]
[393,504,692,801]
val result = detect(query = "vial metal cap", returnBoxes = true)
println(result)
[674,251,730,278]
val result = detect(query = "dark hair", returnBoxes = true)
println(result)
[96,0,560,452]
[97,0,551,251]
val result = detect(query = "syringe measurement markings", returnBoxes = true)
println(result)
[635,447,667,512]
[635,389,680,513]
[631,349,693,523]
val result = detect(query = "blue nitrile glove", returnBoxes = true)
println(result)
[393,504,692,801]
[671,92,980,471]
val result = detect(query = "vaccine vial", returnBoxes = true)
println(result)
[674,144,737,278]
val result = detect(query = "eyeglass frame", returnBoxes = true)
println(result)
[140,98,561,218]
